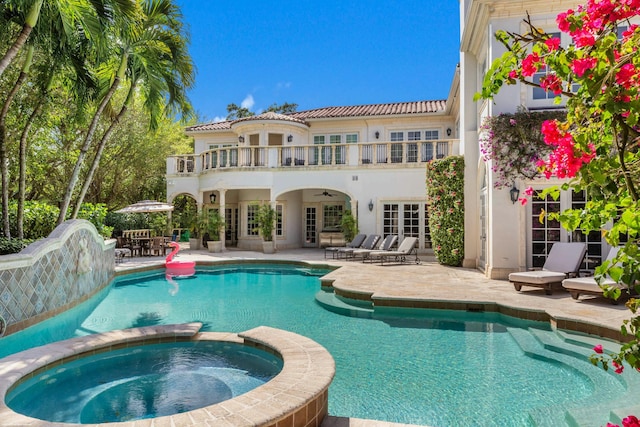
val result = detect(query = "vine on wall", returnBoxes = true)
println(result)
[479,108,566,188]
[426,156,464,266]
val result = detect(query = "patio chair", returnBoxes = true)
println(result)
[562,247,628,303]
[324,234,366,259]
[337,234,381,259]
[149,236,168,256]
[349,235,398,261]
[366,236,420,265]
[508,242,587,295]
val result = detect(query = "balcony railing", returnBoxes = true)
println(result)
[167,139,459,175]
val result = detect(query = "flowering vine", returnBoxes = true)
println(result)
[479,109,565,188]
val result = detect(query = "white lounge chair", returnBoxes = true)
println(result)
[508,242,587,295]
[366,236,420,265]
[324,234,366,259]
[349,235,398,261]
[562,247,628,303]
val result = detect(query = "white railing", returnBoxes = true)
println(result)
[167,139,459,175]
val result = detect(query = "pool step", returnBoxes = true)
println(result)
[314,290,374,319]
[508,327,640,427]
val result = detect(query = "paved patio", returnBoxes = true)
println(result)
[115,245,634,427]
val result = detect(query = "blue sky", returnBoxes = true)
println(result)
[175,1,460,123]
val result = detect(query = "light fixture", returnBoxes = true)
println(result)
[209,193,217,204]
[375,131,380,139]
[509,185,520,204]
[368,199,374,212]
[238,136,244,143]
[287,134,293,142]
[446,128,452,137]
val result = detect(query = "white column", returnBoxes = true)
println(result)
[219,189,226,251]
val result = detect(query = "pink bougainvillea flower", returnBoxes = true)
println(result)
[616,63,638,89]
[594,344,604,354]
[544,37,561,51]
[524,186,534,196]
[622,24,638,39]
[608,423,621,427]
[571,57,598,77]
[572,29,596,47]
[508,69,518,79]
[521,52,544,77]
[613,360,625,374]
[540,74,563,95]
[623,415,640,427]
[519,197,528,206]
[556,10,573,32]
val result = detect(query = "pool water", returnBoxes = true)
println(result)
[0,264,630,426]
[6,341,282,423]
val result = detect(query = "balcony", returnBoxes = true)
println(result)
[167,139,459,175]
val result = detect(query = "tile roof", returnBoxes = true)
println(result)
[185,100,447,132]
[288,100,447,119]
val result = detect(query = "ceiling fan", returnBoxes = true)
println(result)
[314,190,336,197]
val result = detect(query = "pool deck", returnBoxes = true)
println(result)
[115,246,634,427]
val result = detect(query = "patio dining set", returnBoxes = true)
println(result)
[115,229,172,262]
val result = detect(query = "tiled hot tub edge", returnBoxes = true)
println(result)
[0,324,335,427]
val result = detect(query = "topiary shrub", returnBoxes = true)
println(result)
[426,156,464,266]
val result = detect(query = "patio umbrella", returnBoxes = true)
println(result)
[115,200,174,214]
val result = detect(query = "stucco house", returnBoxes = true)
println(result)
[166,82,460,252]
[167,0,612,279]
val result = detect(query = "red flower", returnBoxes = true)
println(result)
[521,53,544,77]
[571,57,598,77]
[593,344,603,354]
[623,415,640,427]
[540,74,563,95]
[616,63,638,89]
[613,360,624,374]
[544,37,561,51]
[572,29,595,47]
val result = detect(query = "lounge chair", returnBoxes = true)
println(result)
[324,234,366,259]
[349,235,398,261]
[508,242,587,295]
[337,234,381,259]
[366,236,420,265]
[562,247,628,303]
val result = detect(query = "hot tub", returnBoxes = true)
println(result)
[0,323,335,427]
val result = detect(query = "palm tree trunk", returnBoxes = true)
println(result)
[0,0,43,78]
[57,52,128,225]
[17,71,52,239]
[72,82,136,218]
[0,46,33,237]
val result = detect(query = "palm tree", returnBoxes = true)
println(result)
[0,0,137,234]
[0,0,43,78]
[69,0,194,219]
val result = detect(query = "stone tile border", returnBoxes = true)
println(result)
[0,323,335,427]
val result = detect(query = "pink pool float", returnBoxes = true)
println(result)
[165,242,195,276]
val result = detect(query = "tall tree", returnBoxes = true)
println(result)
[225,103,254,120]
[70,0,194,219]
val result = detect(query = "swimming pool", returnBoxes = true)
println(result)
[0,264,636,426]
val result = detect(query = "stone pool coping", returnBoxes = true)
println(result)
[0,323,335,427]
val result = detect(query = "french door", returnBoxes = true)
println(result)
[382,202,429,249]
[303,206,318,247]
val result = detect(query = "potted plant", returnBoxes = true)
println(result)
[187,210,207,250]
[255,203,277,254]
[340,210,358,243]
[205,209,225,253]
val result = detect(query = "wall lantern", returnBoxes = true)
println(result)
[509,185,520,204]
[446,128,452,137]
[368,199,374,212]
[375,131,380,139]
[210,193,217,204]
[238,136,245,143]
[287,134,293,142]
